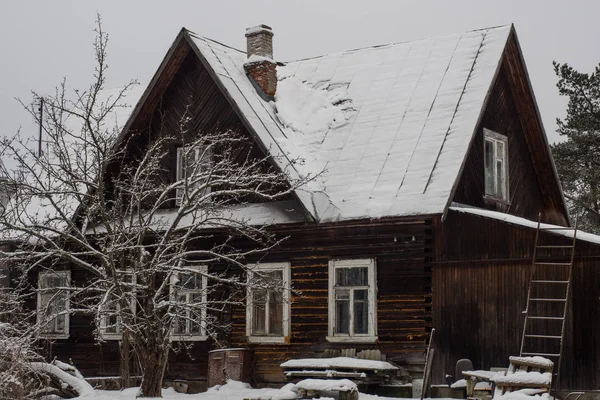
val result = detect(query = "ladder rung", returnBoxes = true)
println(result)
[531,280,569,284]
[536,245,573,249]
[539,227,575,231]
[530,298,567,302]
[522,352,560,357]
[527,316,565,320]
[524,334,562,339]
[535,262,571,266]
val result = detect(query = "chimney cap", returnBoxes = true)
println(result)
[245,24,273,37]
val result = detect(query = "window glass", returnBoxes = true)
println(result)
[485,139,495,195]
[335,290,350,334]
[247,264,289,339]
[171,266,207,338]
[38,272,69,336]
[329,260,376,339]
[484,131,508,200]
[176,145,212,205]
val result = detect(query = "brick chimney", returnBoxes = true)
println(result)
[244,25,277,98]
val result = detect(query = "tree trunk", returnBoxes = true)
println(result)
[120,331,132,388]
[137,345,168,398]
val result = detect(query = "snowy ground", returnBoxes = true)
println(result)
[73,380,428,400]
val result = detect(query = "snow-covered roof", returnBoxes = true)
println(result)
[186,25,512,222]
[449,204,600,246]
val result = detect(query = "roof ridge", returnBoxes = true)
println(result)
[284,24,512,64]
[185,29,247,55]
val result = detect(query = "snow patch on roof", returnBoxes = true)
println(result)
[274,77,354,136]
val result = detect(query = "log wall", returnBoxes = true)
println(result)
[432,210,600,390]
[229,218,433,384]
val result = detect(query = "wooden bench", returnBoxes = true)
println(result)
[490,356,553,399]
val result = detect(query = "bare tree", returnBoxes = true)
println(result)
[0,287,40,399]
[0,16,312,397]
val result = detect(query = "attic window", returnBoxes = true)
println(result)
[176,145,212,206]
[484,129,509,201]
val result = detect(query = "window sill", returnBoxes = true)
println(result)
[247,335,289,344]
[171,335,208,342]
[100,334,123,341]
[326,335,378,343]
[39,333,70,340]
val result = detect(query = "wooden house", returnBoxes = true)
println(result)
[9,23,600,393]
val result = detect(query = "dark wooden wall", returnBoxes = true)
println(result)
[432,210,600,390]
[106,42,281,209]
[452,35,568,226]
[225,218,433,384]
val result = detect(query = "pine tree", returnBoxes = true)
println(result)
[551,61,600,233]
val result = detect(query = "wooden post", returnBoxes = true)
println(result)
[421,328,435,400]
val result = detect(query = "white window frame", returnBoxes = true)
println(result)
[175,145,212,206]
[37,270,70,340]
[99,272,137,341]
[327,258,377,343]
[246,262,291,344]
[170,265,208,342]
[483,128,509,202]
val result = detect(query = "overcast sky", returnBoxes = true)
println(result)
[1,0,600,147]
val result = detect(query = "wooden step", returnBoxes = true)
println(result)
[531,280,569,284]
[535,262,571,266]
[529,298,567,302]
[536,245,573,249]
[527,316,564,320]
[524,334,562,339]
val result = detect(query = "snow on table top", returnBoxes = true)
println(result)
[449,204,600,246]
[296,378,357,392]
[188,26,512,222]
[280,357,398,371]
[491,371,552,386]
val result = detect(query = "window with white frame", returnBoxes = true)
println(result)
[99,272,136,340]
[246,262,290,343]
[484,129,509,201]
[328,259,377,342]
[170,265,208,340]
[176,145,212,205]
[37,270,70,339]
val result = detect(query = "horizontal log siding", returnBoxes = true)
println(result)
[230,219,433,384]
[433,211,600,390]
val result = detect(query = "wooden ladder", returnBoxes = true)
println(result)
[520,213,578,395]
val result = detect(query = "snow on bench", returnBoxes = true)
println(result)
[280,357,398,371]
[285,370,367,379]
[491,371,552,387]
[296,379,357,392]
[295,379,359,400]
[494,388,550,400]
[508,356,554,370]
